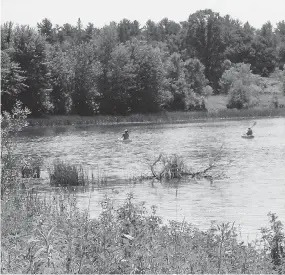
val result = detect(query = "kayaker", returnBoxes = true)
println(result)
[122,129,129,140]
[246,128,253,136]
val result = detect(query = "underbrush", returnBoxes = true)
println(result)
[1,191,284,274]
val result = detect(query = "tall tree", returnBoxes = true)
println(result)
[37,18,55,43]
[48,45,75,114]
[70,42,102,115]
[104,44,136,114]
[1,22,14,50]
[117,19,140,43]
[184,58,208,95]
[164,52,187,110]
[127,39,165,113]
[1,50,27,111]
[12,25,52,116]
[94,23,119,110]
[185,9,226,91]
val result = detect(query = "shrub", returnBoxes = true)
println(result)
[185,90,206,111]
[227,81,260,109]
[260,212,285,273]
[21,157,41,178]
[1,101,30,196]
[227,80,249,109]
[2,190,283,274]
[220,63,257,94]
[48,161,91,186]
[202,85,213,98]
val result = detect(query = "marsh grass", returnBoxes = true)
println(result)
[27,107,285,127]
[48,161,96,186]
[21,157,41,178]
[1,190,285,274]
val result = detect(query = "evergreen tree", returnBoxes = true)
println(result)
[13,26,52,116]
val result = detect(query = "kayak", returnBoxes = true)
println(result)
[118,138,132,143]
[241,135,254,139]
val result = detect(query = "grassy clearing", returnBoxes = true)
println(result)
[1,190,285,274]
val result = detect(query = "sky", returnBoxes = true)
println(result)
[1,0,285,29]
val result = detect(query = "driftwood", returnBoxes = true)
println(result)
[148,149,226,181]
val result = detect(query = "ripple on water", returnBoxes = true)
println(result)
[16,117,285,241]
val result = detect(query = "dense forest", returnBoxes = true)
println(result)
[1,9,285,116]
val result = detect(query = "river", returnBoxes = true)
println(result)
[16,117,285,241]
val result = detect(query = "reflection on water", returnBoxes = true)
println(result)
[16,118,285,240]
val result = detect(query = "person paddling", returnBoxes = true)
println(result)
[122,129,129,140]
[246,128,253,136]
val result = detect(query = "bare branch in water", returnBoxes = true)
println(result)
[147,145,229,181]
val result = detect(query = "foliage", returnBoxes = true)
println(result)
[2,190,284,274]
[105,44,136,114]
[70,43,102,115]
[220,63,257,94]
[1,101,30,195]
[184,10,226,90]
[47,45,74,114]
[12,25,53,116]
[164,52,188,110]
[260,213,285,272]
[127,39,165,113]
[163,54,208,111]
[227,80,260,109]
[1,11,285,116]
[1,50,27,111]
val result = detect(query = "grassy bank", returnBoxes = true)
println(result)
[27,108,285,127]
[1,190,284,274]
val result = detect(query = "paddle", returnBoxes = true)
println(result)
[250,121,257,128]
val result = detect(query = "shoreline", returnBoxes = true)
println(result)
[27,109,285,128]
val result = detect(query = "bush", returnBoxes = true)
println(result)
[185,91,206,111]
[227,81,260,109]
[220,63,257,94]
[202,85,213,98]
[1,101,30,196]
[48,161,92,186]
[21,157,41,178]
[2,191,284,274]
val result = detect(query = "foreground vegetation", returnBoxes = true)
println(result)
[1,190,285,274]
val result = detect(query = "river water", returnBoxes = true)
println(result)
[16,117,285,240]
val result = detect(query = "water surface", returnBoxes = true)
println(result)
[16,117,285,240]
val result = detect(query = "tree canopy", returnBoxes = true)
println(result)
[1,10,285,116]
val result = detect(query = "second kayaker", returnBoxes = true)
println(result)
[122,129,129,140]
[246,128,253,136]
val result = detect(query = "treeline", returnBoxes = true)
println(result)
[1,9,285,116]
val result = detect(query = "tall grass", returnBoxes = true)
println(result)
[27,107,285,127]
[1,190,284,274]
[48,161,95,186]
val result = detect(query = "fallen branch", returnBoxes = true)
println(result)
[148,146,228,181]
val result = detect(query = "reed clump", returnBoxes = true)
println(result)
[48,161,93,186]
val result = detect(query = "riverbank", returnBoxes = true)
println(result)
[2,189,284,274]
[27,108,285,127]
